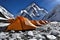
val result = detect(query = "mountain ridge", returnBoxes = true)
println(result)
[0,6,14,19]
[19,3,48,20]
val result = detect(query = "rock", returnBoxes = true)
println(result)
[5,32,9,34]
[46,35,56,40]
[50,22,58,25]
[0,39,1,40]
[35,34,42,39]
[10,30,15,33]
[29,38,37,40]
[9,38,15,40]
[39,39,43,40]
[12,33,16,38]
[57,34,60,40]
[14,33,21,38]
[28,31,34,36]
[0,32,8,39]
[51,30,60,36]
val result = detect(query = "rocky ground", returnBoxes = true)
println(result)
[0,21,60,40]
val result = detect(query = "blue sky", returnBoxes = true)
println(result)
[0,0,60,16]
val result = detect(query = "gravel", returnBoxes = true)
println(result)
[0,21,60,40]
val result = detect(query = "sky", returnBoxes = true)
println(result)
[0,0,60,16]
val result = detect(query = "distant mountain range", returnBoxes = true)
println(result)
[0,2,60,22]
[19,3,48,20]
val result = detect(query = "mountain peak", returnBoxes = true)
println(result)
[20,2,48,20]
[26,2,44,11]
[30,2,36,6]
[0,5,14,19]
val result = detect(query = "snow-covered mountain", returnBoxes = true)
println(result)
[0,6,14,19]
[43,5,60,21]
[0,6,14,28]
[19,3,48,20]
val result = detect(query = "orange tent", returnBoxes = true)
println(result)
[6,16,49,31]
[6,16,36,31]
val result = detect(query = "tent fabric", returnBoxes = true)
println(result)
[6,16,49,31]
[6,16,36,31]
